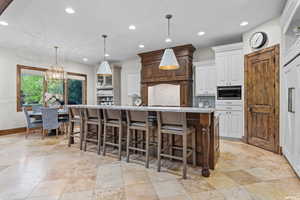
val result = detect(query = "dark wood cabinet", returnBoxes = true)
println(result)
[138,44,195,107]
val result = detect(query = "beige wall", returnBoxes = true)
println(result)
[0,47,95,130]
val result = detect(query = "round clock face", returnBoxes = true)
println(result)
[250,32,268,49]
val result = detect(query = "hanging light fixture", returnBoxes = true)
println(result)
[97,34,112,76]
[46,46,65,80]
[159,14,179,70]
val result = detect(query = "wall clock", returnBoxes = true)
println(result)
[249,32,268,49]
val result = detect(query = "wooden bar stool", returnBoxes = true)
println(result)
[126,110,153,168]
[68,107,84,150]
[83,108,102,155]
[157,111,196,179]
[102,109,123,160]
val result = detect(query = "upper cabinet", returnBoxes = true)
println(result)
[194,61,216,96]
[213,43,244,86]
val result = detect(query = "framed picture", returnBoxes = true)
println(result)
[288,87,295,113]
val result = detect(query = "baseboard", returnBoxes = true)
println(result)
[0,127,26,136]
[220,136,242,142]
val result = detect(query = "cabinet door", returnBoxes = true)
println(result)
[195,67,207,95]
[208,67,217,94]
[217,111,228,137]
[216,56,228,86]
[227,111,243,138]
[228,51,244,86]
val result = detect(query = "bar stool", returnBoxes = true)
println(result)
[83,108,102,155]
[157,112,196,179]
[102,109,123,160]
[68,107,84,150]
[126,110,154,168]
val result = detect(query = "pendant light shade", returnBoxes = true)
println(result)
[97,61,112,75]
[159,14,179,70]
[97,35,112,76]
[159,48,179,70]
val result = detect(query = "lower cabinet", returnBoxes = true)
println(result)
[217,110,243,139]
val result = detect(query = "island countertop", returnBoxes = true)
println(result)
[67,105,215,113]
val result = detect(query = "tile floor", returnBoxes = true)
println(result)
[0,133,299,200]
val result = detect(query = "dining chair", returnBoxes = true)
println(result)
[102,109,123,160]
[58,107,69,136]
[31,105,42,113]
[41,108,59,139]
[23,107,43,138]
[68,107,84,150]
[83,108,102,154]
[126,110,154,168]
[156,111,196,179]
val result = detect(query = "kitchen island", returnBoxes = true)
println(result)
[68,105,219,177]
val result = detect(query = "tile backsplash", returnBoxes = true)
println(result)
[194,96,215,108]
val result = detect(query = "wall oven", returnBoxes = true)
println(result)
[217,86,242,100]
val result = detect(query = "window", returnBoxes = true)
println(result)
[17,65,87,111]
[66,72,87,105]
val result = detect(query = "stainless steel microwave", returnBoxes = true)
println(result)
[217,86,242,100]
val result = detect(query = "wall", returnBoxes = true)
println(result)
[193,48,215,62]
[0,47,95,130]
[243,18,282,54]
[242,17,285,146]
[119,58,141,105]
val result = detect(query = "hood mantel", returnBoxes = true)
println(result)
[138,44,195,107]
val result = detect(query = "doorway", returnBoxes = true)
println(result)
[244,45,280,153]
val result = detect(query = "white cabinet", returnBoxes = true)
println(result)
[213,43,244,86]
[216,106,243,139]
[229,51,244,86]
[194,62,216,96]
[217,111,228,137]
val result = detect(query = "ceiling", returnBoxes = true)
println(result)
[0,0,286,65]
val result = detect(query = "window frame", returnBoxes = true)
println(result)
[16,65,87,112]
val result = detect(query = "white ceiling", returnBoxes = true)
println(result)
[0,0,286,65]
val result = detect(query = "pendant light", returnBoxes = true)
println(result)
[159,14,179,70]
[46,46,65,80]
[97,34,112,76]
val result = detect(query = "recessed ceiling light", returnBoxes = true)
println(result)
[105,53,110,57]
[65,7,75,14]
[240,21,249,26]
[0,21,8,26]
[83,58,88,62]
[165,37,172,43]
[197,31,205,36]
[139,44,145,48]
[129,25,136,30]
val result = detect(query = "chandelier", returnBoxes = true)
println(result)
[46,46,65,80]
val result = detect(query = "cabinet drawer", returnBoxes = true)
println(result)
[216,105,242,111]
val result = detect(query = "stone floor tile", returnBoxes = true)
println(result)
[152,180,186,198]
[125,183,158,200]
[29,179,68,198]
[224,170,261,185]
[205,172,238,189]
[95,187,126,200]
[60,190,95,200]
[189,190,225,200]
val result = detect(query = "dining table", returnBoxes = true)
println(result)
[28,109,69,118]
